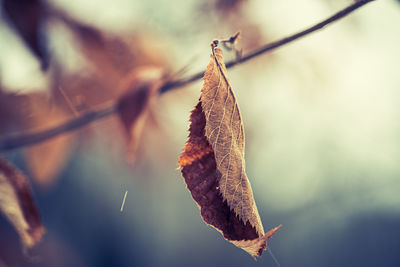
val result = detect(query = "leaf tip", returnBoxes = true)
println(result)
[0,157,45,256]
[256,224,282,258]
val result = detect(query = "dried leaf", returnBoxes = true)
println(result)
[117,68,163,161]
[3,0,49,70]
[0,158,45,251]
[56,10,169,86]
[0,90,76,188]
[179,48,280,258]
[22,94,76,188]
[49,11,170,117]
[25,133,74,189]
[59,14,127,82]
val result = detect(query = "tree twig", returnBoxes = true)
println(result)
[0,0,375,152]
[0,106,115,151]
[160,0,374,93]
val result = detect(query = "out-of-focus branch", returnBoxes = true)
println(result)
[0,105,116,151]
[0,0,375,152]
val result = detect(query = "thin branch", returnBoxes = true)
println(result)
[160,0,375,93]
[0,0,375,152]
[0,106,115,151]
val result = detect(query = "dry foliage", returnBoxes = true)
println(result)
[0,0,371,263]
[0,158,44,252]
[54,9,169,103]
[0,90,76,188]
[179,47,280,258]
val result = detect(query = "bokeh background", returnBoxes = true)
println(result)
[1,0,400,266]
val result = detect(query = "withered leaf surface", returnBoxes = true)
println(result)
[0,158,45,251]
[179,48,280,258]
[116,68,163,161]
[24,93,76,188]
[0,90,76,188]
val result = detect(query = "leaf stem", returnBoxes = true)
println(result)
[0,0,374,151]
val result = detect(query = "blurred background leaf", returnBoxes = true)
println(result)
[2,0,49,70]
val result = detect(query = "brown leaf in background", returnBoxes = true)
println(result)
[179,48,280,258]
[0,157,45,251]
[117,68,164,162]
[3,0,49,70]
[48,9,170,116]
[44,9,172,160]
[215,0,247,14]
[22,94,76,188]
[54,9,168,92]
[56,13,127,83]
[0,90,76,188]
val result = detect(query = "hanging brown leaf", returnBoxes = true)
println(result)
[3,0,49,70]
[179,47,280,258]
[117,67,164,161]
[0,157,45,252]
